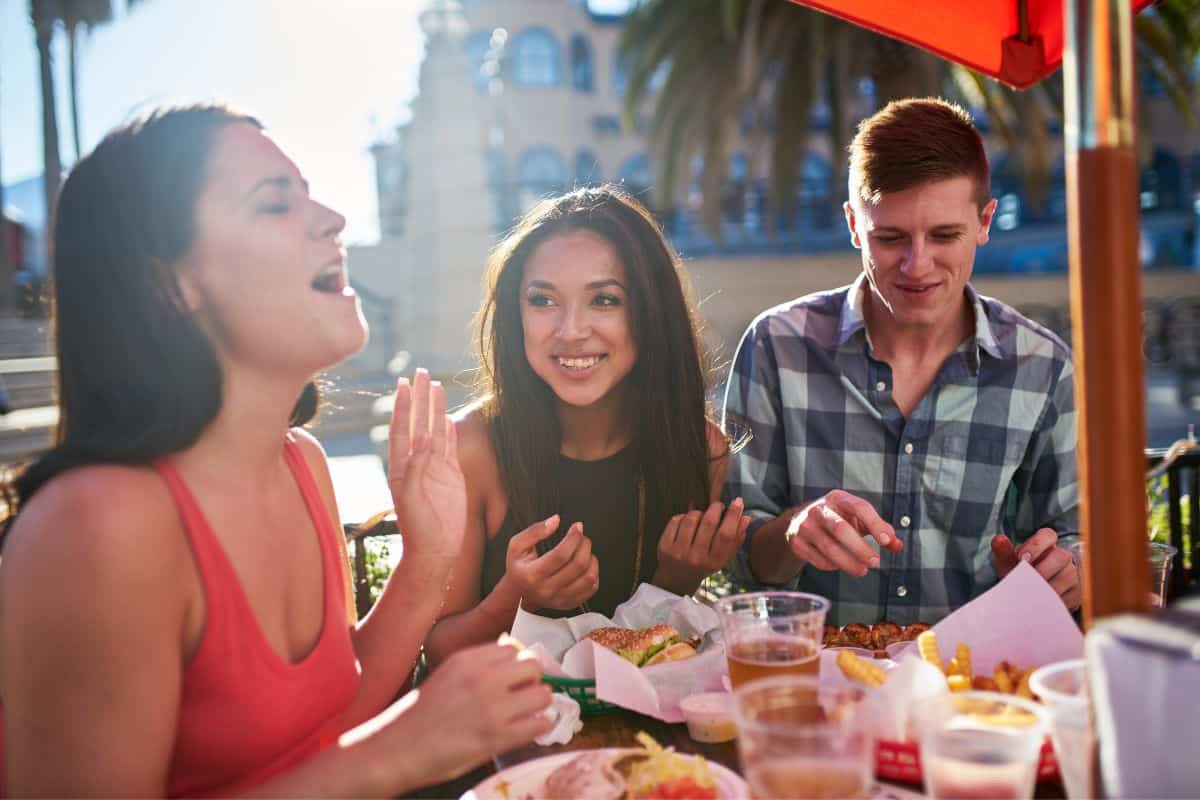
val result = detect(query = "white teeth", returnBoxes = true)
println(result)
[557,356,601,370]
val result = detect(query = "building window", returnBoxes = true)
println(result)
[618,153,650,198]
[570,35,594,92]
[519,147,567,210]
[612,50,629,97]
[486,149,513,231]
[575,150,601,185]
[513,28,560,87]
[464,31,492,93]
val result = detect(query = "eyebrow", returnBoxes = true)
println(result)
[247,175,310,198]
[526,279,627,291]
[870,224,966,235]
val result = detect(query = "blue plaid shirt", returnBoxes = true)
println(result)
[722,276,1078,625]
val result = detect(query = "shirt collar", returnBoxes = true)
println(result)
[837,274,1005,368]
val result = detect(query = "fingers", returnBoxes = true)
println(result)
[711,498,746,561]
[430,380,447,456]
[830,490,900,552]
[530,523,586,577]
[991,534,1019,577]
[659,514,683,551]
[548,557,600,607]
[784,510,838,570]
[388,378,411,475]
[538,530,594,594]
[1061,585,1083,612]
[1040,549,1078,595]
[674,510,702,554]
[813,505,877,577]
[1016,528,1059,565]
[690,502,724,558]
[410,368,431,451]
[508,515,561,557]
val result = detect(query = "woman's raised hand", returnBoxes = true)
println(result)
[388,369,467,566]
[503,516,600,612]
[653,498,750,595]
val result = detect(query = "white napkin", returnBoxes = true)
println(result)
[535,692,583,746]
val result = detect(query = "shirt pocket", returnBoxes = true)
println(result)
[924,431,1028,538]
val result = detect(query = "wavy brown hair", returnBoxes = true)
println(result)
[474,186,717,534]
[1,104,318,532]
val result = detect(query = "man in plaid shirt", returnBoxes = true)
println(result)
[722,99,1080,625]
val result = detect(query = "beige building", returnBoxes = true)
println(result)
[352,0,1199,397]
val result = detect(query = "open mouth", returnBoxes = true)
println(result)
[555,354,607,371]
[311,267,348,294]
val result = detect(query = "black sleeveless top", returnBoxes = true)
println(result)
[480,446,662,618]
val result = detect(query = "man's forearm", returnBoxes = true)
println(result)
[747,509,807,585]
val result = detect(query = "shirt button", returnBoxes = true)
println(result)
[900,515,912,528]
[875,381,887,391]
[896,585,908,598]
[903,442,914,455]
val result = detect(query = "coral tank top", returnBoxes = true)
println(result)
[0,432,362,797]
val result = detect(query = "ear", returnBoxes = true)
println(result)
[976,198,998,246]
[843,201,863,249]
[170,262,205,313]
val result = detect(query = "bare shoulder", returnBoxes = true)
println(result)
[288,426,329,467]
[453,404,499,481]
[2,464,188,613]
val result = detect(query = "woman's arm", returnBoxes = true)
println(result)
[1,467,552,799]
[1,467,192,795]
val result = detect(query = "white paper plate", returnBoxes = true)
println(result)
[460,747,748,799]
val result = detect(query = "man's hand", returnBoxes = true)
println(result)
[653,499,749,595]
[991,530,1081,611]
[783,490,902,578]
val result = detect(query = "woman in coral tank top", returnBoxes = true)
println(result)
[0,105,552,797]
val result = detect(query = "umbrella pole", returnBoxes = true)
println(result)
[1063,0,1150,624]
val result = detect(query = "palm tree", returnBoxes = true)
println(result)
[30,0,61,263]
[621,0,1199,236]
[60,0,114,161]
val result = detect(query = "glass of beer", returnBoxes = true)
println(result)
[715,591,829,690]
[732,676,875,800]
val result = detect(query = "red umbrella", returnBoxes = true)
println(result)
[791,0,1154,88]
[789,0,1158,623]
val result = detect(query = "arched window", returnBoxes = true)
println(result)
[575,150,601,185]
[612,51,629,98]
[519,148,566,210]
[464,31,492,93]
[618,153,650,197]
[513,28,560,88]
[486,149,513,231]
[570,35,594,92]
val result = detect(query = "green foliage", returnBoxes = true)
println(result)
[351,536,394,607]
[1147,475,1193,570]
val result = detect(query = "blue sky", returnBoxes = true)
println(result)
[3,0,425,244]
[2,0,633,243]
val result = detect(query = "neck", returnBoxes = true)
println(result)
[173,362,311,486]
[557,387,633,461]
[862,288,973,364]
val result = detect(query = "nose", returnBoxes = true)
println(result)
[556,302,590,341]
[900,236,935,279]
[309,198,346,240]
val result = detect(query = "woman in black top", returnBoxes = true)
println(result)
[425,187,747,662]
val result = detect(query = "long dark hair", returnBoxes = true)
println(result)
[2,104,318,521]
[474,185,718,534]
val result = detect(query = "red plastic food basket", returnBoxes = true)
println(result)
[875,738,1060,784]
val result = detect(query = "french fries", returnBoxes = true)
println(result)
[836,649,887,688]
[837,633,1040,702]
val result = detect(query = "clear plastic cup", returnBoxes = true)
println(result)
[1029,659,1091,799]
[1064,537,1178,607]
[914,691,1050,800]
[715,592,829,690]
[884,640,918,661]
[731,676,875,799]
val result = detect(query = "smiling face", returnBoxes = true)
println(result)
[520,229,638,412]
[178,123,366,378]
[845,175,997,335]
